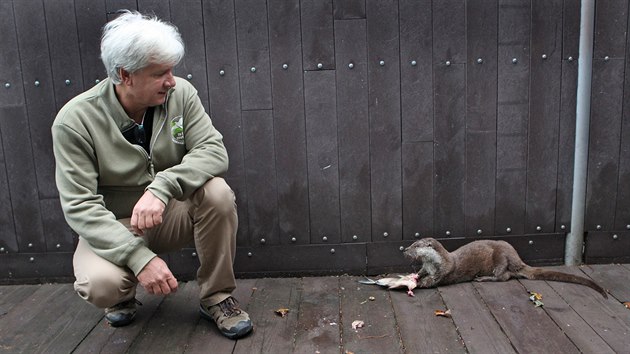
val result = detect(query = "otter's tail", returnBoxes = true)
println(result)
[520,267,608,298]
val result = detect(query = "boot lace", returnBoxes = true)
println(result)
[218,297,242,317]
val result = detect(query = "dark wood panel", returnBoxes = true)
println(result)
[585,231,630,264]
[137,0,171,19]
[235,0,272,110]
[304,70,340,244]
[433,0,466,64]
[340,276,403,353]
[242,110,279,245]
[202,0,248,245]
[44,0,85,109]
[585,60,625,231]
[433,63,466,237]
[367,0,402,241]
[580,264,630,300]
[13,0,58,199]
[615,15,630,230]
[334,19,370,244]
[333,0,365,19]
[439,283,515,353]
[0,0,24,107]
[75,0,108,86]
[593,0,628,59]
[465,132,497,237]
[0,134,17,252]
[170,0,210,111]
[40,199,75,252]
[399,0,433,143]
[0,106,44,252]
[301,0,335,70]
[562,0,580,60]
[402,142,433,240]
[525,0,562,233]
[293,277,341,353]
[105,0,138,16]
[268,0,310,245]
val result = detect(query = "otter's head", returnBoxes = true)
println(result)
[403,237,442,263]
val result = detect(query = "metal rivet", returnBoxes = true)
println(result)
[260,238,266,244]
[399,246,405,251]
[541,54,547,59]
[383,232,389,237]
[95,79,100,84]
[0,247,5,252]
[186,74,193,80]
[291,237,296,242]
[247,252,252,257]
[477,229,482,235]
[4,82,10,88]
[65,79,71,86]
[445,60,451,66]
[612,234,618,240]
[192,252,197,257]
[353,235,358,240]
[506,227,512,233]
[317,63,323,69]
[219,70,225,76]
[528,240,534,245]
[626,224,630,230]
[596,224,602,230]
[379,60,385,66]
[560,224,566,230]
[414,232,420,238]
[322,236,328,242]
[568,56,574,62]
[512,58,518,64]
[29,257,34,262]
[604,56,610,61]
[536,226,542,231]
[445,230,451,236]
[330,248,336,254]
[348,62,354,69]
[56,244,61,249]
[477,58,483,64]
[250,67,256,73]
[410,60,417,66]
[282,63,288,70]
[34,80,40,87]
[28,243,33,248]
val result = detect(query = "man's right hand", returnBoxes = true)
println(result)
[137,256,178,295]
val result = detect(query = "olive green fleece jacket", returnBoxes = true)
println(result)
[52,77,228,275]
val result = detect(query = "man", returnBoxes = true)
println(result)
[52,10,253,339]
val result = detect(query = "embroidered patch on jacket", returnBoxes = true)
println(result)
[170,116,184,144]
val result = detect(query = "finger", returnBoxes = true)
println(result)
[159,281,172,295]
[152,284,161,295]
[167,277,178,292]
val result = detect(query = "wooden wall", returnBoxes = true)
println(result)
[0,0,628,283]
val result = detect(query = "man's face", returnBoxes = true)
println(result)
[125,62,176,108]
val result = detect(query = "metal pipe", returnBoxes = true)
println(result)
[566,0,595,265]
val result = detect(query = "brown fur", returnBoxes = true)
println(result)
[403,237,608,298]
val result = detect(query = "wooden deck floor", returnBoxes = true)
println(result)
[1,264,629,354]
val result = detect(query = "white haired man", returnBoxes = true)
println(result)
[52,11,252,339]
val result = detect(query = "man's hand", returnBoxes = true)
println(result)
[137,257,178,295]
[131,190,165,235]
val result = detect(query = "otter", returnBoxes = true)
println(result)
[403,237,608,298]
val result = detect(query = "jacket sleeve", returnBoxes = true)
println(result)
[147,84,229,203]
[52,122,156,275]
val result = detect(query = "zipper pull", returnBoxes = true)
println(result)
[148,158,155,177]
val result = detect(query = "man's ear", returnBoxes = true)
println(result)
[119,68,132,85]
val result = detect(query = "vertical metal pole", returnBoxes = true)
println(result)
[566,0,595,265]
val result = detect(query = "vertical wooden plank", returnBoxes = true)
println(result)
[202,0,248,245]
[0,0,24,107]
[402,143,433,240]
[44,0,85,109]
[335,19,370,243]
[495,0,530,236]
[75,0,108,87]
[105,0,138,15]
[268,0,310,244]
[13,0,57,200]
[235,0,272,110]
[616,10,630,230]
[137,0,171,19]
[466,0,497,237]
[433,0,466,65]
[170,0,210,111]
[242,111,279,245]
[0,133,16,252]
[525,0,562,234]
[293,277,341,353]
[593,0,628,60]
[301,0,335,70]
[367,0,402,241]
[40,199,74,252]
[400,0,433,143]
[333,0,365,19]
[304,71,340,244]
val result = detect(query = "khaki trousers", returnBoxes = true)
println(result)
[73,177,238,309]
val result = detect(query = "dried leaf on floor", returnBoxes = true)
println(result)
[434,309,451,318]
[529,291,544,307]
[274,308,290,317]
[352,320,365,330]
[623,302,630,309]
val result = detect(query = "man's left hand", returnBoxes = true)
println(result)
[131,190,166,235]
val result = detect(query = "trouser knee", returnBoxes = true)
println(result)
[194,177,237,216]
[74,273,136,309]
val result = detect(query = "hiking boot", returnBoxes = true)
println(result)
[200,296,253,339]
[104,298,140,327]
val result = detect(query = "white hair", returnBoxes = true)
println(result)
[100,10,185,84]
